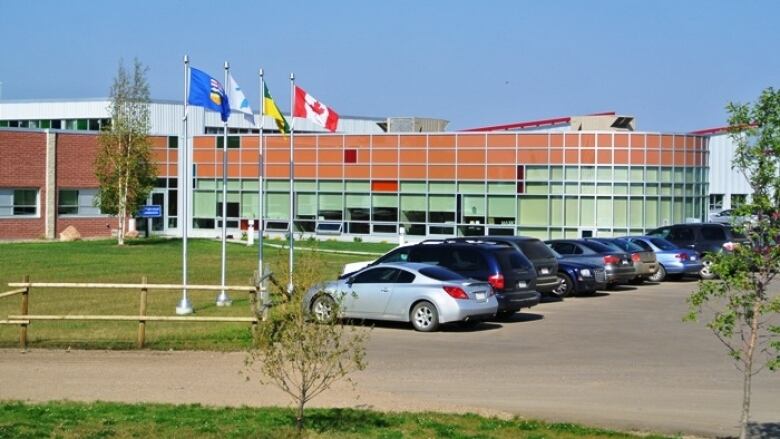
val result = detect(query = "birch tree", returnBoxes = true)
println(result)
[95,58,156,245]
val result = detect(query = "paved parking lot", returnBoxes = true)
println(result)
[1,279,778,437]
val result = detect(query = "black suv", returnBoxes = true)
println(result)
[450,236,560,297]
[645,223,751,279]
[372,241,540,319]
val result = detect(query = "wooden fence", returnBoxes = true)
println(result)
[0,275,270,350]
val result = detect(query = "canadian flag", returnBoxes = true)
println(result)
[293,85,339,132]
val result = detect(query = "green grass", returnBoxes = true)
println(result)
[0,401,676,439]
[267,237,398,254]
[0,238,368,350]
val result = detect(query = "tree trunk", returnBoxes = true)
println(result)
[739,301,761,439]
[296,398,305,437]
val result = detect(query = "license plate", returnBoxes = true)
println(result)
[517,281,527,289]
[475,292,486,301]
[690,256,697,261]
[540,268,550,275]
[622,260,629,265]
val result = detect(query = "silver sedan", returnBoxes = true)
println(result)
[303,262,498,332]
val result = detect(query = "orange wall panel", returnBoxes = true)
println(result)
[429,135,455,148]
[518,149,548,164]
[227,150,241,162]
[240,150,259,162]
[318,136,344,148]
[399,165,426,179]
[357,148,371,163]
[319,165,343,179]
[597,134,612,147]
[198,165,217,178]
[429,149,455,164]
[646,150,660,165]
[429,165,456,179]
[519,134,549,148]
[266,136,288,148]
[630,134,645,149]
[549,149,563,164]
[581,149,596,164]
[193,136,215,148]
[295,165,317,178]
[487,165,516,180]
[457,135,485,148]
[266,164,289,178]
[372,165,398,179]
[614,134,628,148]
[660,150,674,166]
[194,150,216,163]
[487,134,516,148]
[318,149,343,163]
[373,149,397,163]
[150,137,167,148]
[345,135,369,148]
[564,134,579,147]
[614,149,629,164]
[241,164,258,178]
[646,134,660,149]
[400,149,425,164]
[267,150,290,163]
[673,136,685,149]
[294,149,316,163]
[371,135,398,148]
[686,152,696,165]
[580,134,596,148]
[630,150,644,165]
[152,150,167,161]
[597,149,612,164]
[457,165,485,180]
[549,134,563,148]
[400,135,427,148]
[345,165,370,179]
[487,149,515,163]
[166,164,178,177]
[295,136,317,148]
[458,149,486,164]
[661,135,674,149]
[241,137,259,148]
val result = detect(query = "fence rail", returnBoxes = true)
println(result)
[2,275,269,350]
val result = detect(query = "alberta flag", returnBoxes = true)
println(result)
[227,73,255,125]
[188,67,230,122]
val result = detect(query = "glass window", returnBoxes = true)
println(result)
[168,136,178,149]
[1,189,38,216]
[580,197,595,227]
[58,189,101,216]
[216,136,241,149]
[352,267,398,284]
[448,249,485,271]
[377,247,411,264]
[597,197,612,227]
[649,238,677,250]
[401,195,426,223]
[396,270,416,283]
[419,266,464,281]
[518,196,547,226]
[701,225,726,241]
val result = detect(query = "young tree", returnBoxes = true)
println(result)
[95,58,157,245]
[245,251,368,436]
[686,87,780,439]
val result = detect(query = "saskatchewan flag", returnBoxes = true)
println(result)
[263,83,290,134]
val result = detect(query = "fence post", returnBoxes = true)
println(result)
[260,263,271,322]
[137,276,148,349]
[20,275,29,351]
[250,272,258,313]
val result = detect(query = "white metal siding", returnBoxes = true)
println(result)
[707,134,751,202]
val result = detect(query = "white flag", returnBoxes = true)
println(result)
[227,73,255,125]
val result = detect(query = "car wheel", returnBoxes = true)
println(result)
[700,260,716,280]
[410,301,439,332]
[495,310,516,321]
[649,265,666,282]
[552,273,574,298]
[629,276,645,285]
[311,295,336,323]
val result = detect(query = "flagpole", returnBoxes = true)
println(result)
[258,69,265,281]
[217,61,232,306]
[177,54,193,315]
[288,72,295,294]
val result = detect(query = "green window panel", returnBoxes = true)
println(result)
[400,181,426,192]
[458,182,485,193]
[685,201,695,219]
[613,198,627,228]
[216,136,240,149]
[580,197,595,227]
[564,197,578,226]
[526,166,548,181]
[549,228,565,239]
[565,167,579,180]
[526,182,548,194]
[596,198,612,227]
[463,195,485,216]
[673,200,684,223]
[612,229,630,237]
[565,183,578,195]
[429,195,455,212]
[660,184,672,196]
[596,167,612,181]
[346,194,370,208]
[216,191,240,203]
[267,193,290,219]
[660,167,673,182]
[215,180,241,190]
[646,185,658,195]
[401,195,426,211]
[40,120,51,129]
[346,181,370,192]
[197,180,217,190]
[597,184,612,195]
[373,194,397,208]
[294,180,316,191]
[630,168,644,181]
[241,193,259,218]
[550,182,563,194]
[193,191,216,217]
[564,229,579,238]
[487,182,515,194]
[685,168,695,181]
[646,168,659,182]
[581,166,595,181]
[614,183,628,195]
[487,196,514,218]
[551,166,564,180]
[614,167,628,181]
[674,187,683,197]
[319,194,343,210]
[0,121,8,127]
[517,228,547,240]
[319,181,343,191]
[659,198,672,226]
[684,186,694,196]
[630,184,644,195]
[630,198,643,228]
[296,193,316,216]
[429,182,455,193]
[550,196,564,226]
[518,196,547,226]
[77,119,88,130]
[674,168,685,183]
[581,183,595,195]
[242,180,259,190]
[268,180,290,191]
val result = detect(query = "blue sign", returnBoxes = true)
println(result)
[137,205,162,218]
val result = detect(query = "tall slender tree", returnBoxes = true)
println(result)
[687,87,780,439]
[95,58,157,245]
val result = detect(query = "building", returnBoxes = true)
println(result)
[688,126,751,214]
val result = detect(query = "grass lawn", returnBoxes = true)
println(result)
[0,401,675,439]
[0,238,370,350]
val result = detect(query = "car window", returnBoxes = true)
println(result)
[670,227,695,241]
[550,242,576,255]
[612,238,644,252]
[449,249,485,271]
[518,240,554,259]
[631,239,653,251]
[580,240,614,253]
[649,237,677,250]
[395,270,416,284]
[594,240,624,252]
[503,250,531,269]
[648,227,671,239]
[409,246,445,265]
[701,225,726,241]
[376,247,411,264]
[352,267,399,284]
[418,266,464,281]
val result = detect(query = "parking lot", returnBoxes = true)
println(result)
[1,279,778,437]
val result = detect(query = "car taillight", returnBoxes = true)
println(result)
[675,252,689,261]
[631,253,641,263]
[723,242,737,251]
[443,286,468,300]
[603,255,620,265]
[487,274,505,290]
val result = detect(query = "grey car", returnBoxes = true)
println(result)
[303,262,498,332]
[545,239,636,286]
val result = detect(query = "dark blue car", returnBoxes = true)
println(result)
[549,248,607,297]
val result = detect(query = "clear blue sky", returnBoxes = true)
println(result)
[1,0,778,132]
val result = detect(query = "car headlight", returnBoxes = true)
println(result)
[580,268,592,277]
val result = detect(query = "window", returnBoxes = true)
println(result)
[315,222,342,235]
[731,194,747,208]
[701,225,726,241]
[265,220,289,231]
[0,189,38,216]
[344,149,357,163]
[669,227,695,242]
[709,194,724,211]
[216,136,241,149]
[58,189,102,216]
[352,267,398,284]
[168,136,179,149]
[448,249,485,271]
[419,266,464,281]
[396,270,416,283]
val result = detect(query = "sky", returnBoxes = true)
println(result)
[1,0,778,132]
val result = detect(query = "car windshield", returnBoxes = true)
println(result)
[418,266,464,281]
[649,237,677,250]
[518,240,555,260]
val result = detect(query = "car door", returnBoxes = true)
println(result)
[345,267,399,316]
[382,268,418,319]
